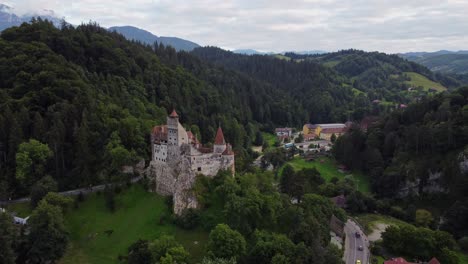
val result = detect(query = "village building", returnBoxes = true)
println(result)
[383,257,440,264]
[275,127,292,137]
[148,109,235,214]
[303,123,347,141]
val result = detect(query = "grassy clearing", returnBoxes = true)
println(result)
[280,156,371,193]
[373,255,385,264]
[457,252,468,264]
[323,60,340,67]
[404,72,447,92]
[273,54,292,61]
[351,87,366,95]
[5,202,33,218]
[60,184,208,264]
[354,213,409,235]
[262,132,277,147]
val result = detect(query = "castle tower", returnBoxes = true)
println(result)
[167,109,179,146]
[213,126,227,154]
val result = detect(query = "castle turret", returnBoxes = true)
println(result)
[167,109,179,146]
[213,127,227,154]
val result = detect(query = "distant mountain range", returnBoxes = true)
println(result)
[233,49,327,56]
[400,50,468,75]
[0,3,62,31]
[0,5,200,52]
[109,26,200,51]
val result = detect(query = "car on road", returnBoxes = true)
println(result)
[356,260,361,264]
[355,231,361,238]
[358,245,363,251]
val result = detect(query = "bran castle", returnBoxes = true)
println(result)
[147,109,235,214]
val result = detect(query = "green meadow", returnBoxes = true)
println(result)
[59,185,208,264]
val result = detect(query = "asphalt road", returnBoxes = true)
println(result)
[344,219,370,264]
[0,176,143,206]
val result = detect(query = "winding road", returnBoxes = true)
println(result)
[344,219,370,264]
[0,176,143,206]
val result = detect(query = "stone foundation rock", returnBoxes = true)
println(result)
[146,158,199,215]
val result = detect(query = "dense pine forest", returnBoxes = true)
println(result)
[333,87,468,238]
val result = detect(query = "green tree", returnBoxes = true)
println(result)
[200,257,236,264]
[459,236,468,251]
[15,139,52,190]
[254,131,264,146]
[208,224,246,260]
[41,192,73,212]
[294,133,303,143]
[279,165,295,195]
[330,133,337,143]
[415,209,433,227]
[27,200,68,263]
[128,239,152,264]
[106,131,133,174]
[248,230,296,263]
[30,175,58,207]
[271,254,289,264]
[0,211,16,264]
[149,235,189,263]
[31,112,45,140]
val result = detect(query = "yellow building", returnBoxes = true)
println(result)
[303,124,319,136]
[303,123,347,141]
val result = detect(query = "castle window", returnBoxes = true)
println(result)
[197,167,201,172]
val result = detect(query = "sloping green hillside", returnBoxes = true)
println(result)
[404,72,447,91]
[60,185,208,264]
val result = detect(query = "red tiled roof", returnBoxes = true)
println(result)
[275,127,292,132]
[214,127,225,145]
[187,131,200,145]
[197,147,213,153]
[152,125,168,141]
[169,109,178,118]
[321,127,345,134]
[427,257,440,264]
[305,124,318,129]
[384,258,411,264]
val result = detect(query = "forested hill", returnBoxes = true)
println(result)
[192,47,371,122]
[400,50,468,75]
[192,47,462,121]
[0,20,306,197]
[309,50,461,88]
[332,87,468,237]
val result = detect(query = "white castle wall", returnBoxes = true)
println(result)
[149,116,235,214]
[153,144,168,162]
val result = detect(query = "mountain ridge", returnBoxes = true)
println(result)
[0,3,62,30]
[108,25,200,51]
[400,50,468,75]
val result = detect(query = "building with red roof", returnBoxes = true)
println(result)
[383,257,440,264]
[384,257,412,264]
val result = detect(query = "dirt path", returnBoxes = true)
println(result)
[367,223,389,242]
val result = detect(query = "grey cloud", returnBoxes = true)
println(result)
[5,0,468,53]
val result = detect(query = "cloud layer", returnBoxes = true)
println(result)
[4,0,468,53]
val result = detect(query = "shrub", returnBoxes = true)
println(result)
[173,209,200,230]
[105,189,116,212]
[459,237,468,251]
[165,196,174,212]
[77,192,85,202]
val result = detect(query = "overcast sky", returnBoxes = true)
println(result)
[4,0,468,53]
